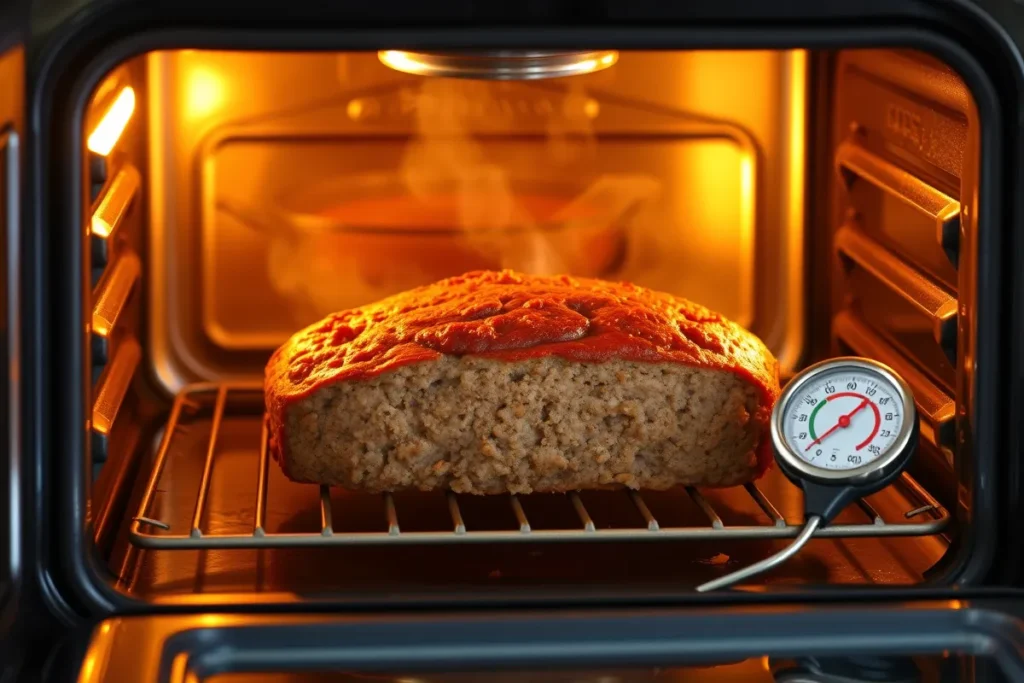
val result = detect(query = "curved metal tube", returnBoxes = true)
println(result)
[696,516,823,592]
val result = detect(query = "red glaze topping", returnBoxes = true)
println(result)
[266,270,781,477]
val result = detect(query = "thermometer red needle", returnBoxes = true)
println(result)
[804,397,870,451]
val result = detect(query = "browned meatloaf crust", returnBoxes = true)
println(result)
[265,270,780,494]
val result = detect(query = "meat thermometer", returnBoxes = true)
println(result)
[697,356,918,592]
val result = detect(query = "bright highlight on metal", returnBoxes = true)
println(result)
[87,86,135,156]
[377,50,619,80]
[91,165,140,238]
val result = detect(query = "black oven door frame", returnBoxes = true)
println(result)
[12,0,1024,631]
[44,599,1024,683]
[0,0,31,678]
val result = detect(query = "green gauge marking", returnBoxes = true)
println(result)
[808,398,828,440]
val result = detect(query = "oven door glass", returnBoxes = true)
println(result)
[65,601,1024,683]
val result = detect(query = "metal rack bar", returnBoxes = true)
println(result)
[188,385,228,538]
[629,490,659,531]
[319,486,334,536]
[570,493,596,532]
[384,493,400,536]
[253,420,270,537]
[131,517,954,548]
[686,487,724,529]
[744,483,786,528]
[905,504,937,519]
[130,391,189,535]
[128,382,955,550]
[899,471,943,518]
[856,498,885,525]
[447,493,466,535]
[510,496,531,533]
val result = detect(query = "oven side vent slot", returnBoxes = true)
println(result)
[835,141,960,273]
[829,49,972,515]
[833,310,954,460]
[86,63,145,469]
[91,251,140,368]
[91,338,140,462]
[91,164,140,270]
[835,225,957,372]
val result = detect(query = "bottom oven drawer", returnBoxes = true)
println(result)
[60,601,1024,683]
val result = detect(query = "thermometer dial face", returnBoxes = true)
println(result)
[772,357,917,484]
[782,368,903,470]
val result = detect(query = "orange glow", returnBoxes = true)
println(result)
[779,49,807,371]
[87,87,135,156]
[76,622,113,683]
[185,67,225,119]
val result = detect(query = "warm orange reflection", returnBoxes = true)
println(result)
[87,87,135,156]
[91,165,140,238]
[76,622,113,683]
[186,66,226,119]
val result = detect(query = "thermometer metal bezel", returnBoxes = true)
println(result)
[770,356,917,486]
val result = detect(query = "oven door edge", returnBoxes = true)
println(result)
[49,599,1024,683]
[0,1,32,677]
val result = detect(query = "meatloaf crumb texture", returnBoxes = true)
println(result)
[266,269,780,493]
[284,356,762,493]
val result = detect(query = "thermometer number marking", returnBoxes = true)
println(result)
[782,370,905,471]
[805,392,881,451]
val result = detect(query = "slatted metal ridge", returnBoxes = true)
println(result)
[129,383,951,550]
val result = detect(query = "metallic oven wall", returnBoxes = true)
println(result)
[145,50,806,393]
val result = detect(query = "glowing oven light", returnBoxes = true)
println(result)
[378,50,427,75]
[87,86,135,156]
[378,49,619,79]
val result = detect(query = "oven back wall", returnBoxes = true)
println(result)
[145,49,806,393]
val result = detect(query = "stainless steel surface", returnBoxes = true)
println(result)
[128,383,950,552]
[835,139,961,255]
[697,516,822,592]
[769,357,918,485]
[91,251,140,336]
[377,50,620,80]
[835,226,958,336]
[91,338,140,436]
[91,164,140,240]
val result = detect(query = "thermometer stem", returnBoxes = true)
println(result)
[696,516,822,592]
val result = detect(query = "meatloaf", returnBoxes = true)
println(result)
[265,270,780,494]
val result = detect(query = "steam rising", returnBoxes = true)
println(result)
[400,78,572,275]
[265,77,656,320]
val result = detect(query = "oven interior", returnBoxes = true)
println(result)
[83,47,978,605]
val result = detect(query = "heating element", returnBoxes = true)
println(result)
[128,384,950,550]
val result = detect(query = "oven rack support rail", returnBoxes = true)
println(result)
[128,383,950,550]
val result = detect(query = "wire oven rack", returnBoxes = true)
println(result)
[128,383,951,550]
